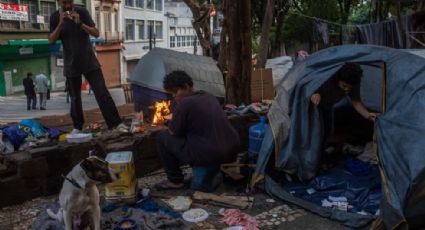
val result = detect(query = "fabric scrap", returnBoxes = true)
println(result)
[221,209,259,230]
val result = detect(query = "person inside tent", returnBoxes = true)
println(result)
[154,70,240,191]
[310,63,378,139]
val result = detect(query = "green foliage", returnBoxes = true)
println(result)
[349,1,370,24]
[283,0,340,43]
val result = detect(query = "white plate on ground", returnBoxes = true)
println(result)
[182,208,209,223]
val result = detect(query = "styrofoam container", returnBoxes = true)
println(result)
[66,133,93,143]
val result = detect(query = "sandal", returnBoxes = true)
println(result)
[154,180,184,190]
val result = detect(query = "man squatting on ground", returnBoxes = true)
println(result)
[155,71,241,190]
[48,0,127,133]
[310,63,378,139]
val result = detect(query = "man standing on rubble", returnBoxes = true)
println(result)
[310,62,378,137]
[155,70,240,190]
[48,0,127,133]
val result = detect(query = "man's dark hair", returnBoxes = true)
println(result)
[27,72,33,77]
[163,70,193,91]
[336,62,362,86]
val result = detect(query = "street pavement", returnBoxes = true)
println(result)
[0,88,126,124]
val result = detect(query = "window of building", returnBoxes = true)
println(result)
[135,0,144,8]
[19,0,37,29]
[177,36,181,47]
[155,0,162,11]
[125,19,135,40]
[155,21,162,39]
[146,0,153,9]
[185,36,190,46]
[147,20,154,39]
[103,12,111,34]
[181,36,186,47]
[170,36,175,48]
[125,0,134,7]
[136,20,145,40]
[40,1,55,24]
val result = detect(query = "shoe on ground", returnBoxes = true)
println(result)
[115,123,129,133]
[70,129,82,134]
[40,108,46,110]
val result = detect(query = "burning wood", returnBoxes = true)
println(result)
[152,100,172,125]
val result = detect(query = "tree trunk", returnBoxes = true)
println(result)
[225,0,252,105]
[218,0,228,72]
[257,0,275,68]
[183,0,212,56]
[395,0,406,48]
[272,0,291,57]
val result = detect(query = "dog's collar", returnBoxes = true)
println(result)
[62,174,83,189]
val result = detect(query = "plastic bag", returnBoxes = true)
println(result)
[19,119,46,137]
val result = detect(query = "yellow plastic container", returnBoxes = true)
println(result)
[105,151,137,202]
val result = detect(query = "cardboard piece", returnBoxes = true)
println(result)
[251,68,275,102]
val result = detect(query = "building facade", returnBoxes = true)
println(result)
[164,0,200,55]
[121,0,166,82]
[93,0,123,87]
[0,0,92,96]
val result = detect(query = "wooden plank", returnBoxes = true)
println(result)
[193,191,249,209]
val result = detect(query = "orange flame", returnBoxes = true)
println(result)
[152,100,171,125]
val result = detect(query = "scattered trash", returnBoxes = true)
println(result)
[115,218,137,230]
[265,199,275,203]
[357,142,378,164]
[182,208,209,223]
[321,196,350,211]
[66,133,93,144]
[225,226,244,230]
[193,191,251,209]
[20,119,46,137]
[130,112,145,134]
[231,103,270,115]
[342,143,364,156]
[306,188,316,195]
[141,188,150,198]
[221,209,258,230]
[0,131,14,154]
[164,196,192,211]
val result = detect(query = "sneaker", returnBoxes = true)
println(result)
[115,123,129,133]
[70,129,82,134]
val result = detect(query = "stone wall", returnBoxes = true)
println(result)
[0,114,255,207]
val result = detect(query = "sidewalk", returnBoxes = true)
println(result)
[0,88,126,124]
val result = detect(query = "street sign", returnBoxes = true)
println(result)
[36,15,44,24]
[0,3,28,21]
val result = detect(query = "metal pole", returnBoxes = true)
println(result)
[194,36,197,55]
[149,25,153,50]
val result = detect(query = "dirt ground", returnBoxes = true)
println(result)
[0,169,346,230]
[35,104,136,131]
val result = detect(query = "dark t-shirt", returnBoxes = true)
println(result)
[169,90,240,166]
[50,7,100,77]
[316,77,361,110]
[23,77,35,95]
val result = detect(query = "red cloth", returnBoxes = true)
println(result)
[220,209,259,230]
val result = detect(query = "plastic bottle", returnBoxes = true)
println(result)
[248,116,267,157]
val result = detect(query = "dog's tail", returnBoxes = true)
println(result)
[46,208,64,223]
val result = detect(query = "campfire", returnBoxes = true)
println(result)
[152,100,172,125]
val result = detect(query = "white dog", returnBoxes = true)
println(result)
[47,156,117,230]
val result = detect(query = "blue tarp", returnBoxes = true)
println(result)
[257,45,425,229]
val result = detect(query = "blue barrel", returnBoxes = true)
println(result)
[248,116,267,156]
